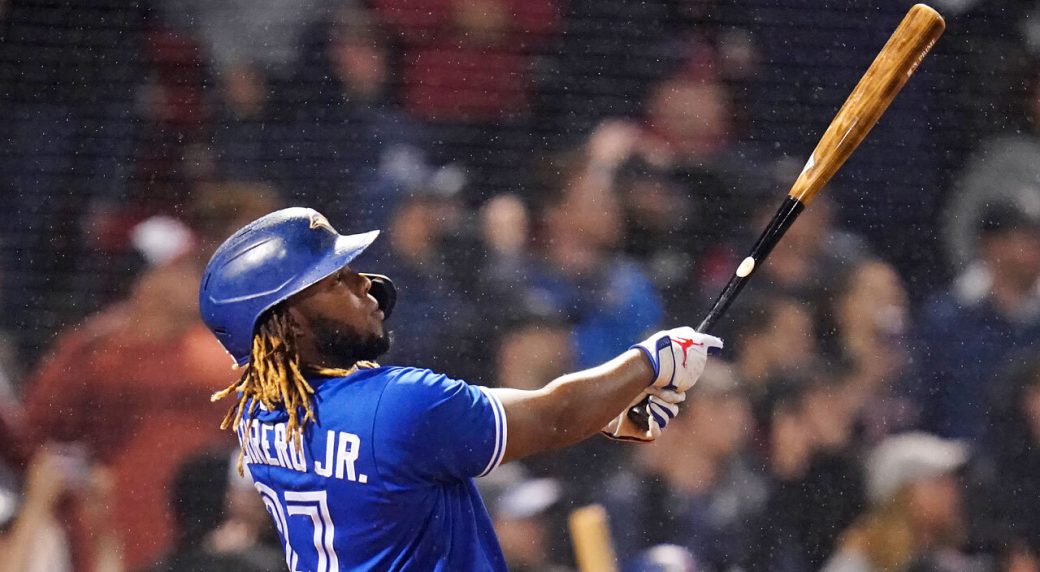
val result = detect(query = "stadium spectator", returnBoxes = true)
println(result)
[539,0,756,146]
[970,357,1040,565]
[210,62,278,182]
[156,0,327,77]
[641,41,749,173]
[143,451,281,572]
[536,0,674,140]
[525,148,663,369]
[639,40,779,246]
[21,259,235,570]
[822,433,977,572]
[605,361,766,570]
[458,188,541,365]
[375,178,486,380]
[133,27,213,201]
[495,315,573,395]
[18,183,280,570]
[915,203,1040,442]
[208,455,283,562]
[0,444,122,572]
[725,294,818,391]
[373,0,558,197]
[574,120,709,314]
[746,372,865,571]
[615,158,700,301]
[475,193,537,315]
[942,56,1040,272]
[373,0,558,122]
[0,450,72,572]
[822,258,919,445]
[642,45,733,163]
[275,4,428,228]
[491,312,624,498]
[481,468,572,572]
[535,119,702,313]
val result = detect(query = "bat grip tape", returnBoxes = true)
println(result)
[698,196,805,332]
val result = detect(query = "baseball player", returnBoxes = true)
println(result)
[199,207,722,571]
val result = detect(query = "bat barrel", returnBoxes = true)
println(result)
[789,3,945,205]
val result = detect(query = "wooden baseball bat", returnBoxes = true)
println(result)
[568,504,619,572]
[628,4,945,426]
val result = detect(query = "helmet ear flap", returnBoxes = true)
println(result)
[361,274,396,320]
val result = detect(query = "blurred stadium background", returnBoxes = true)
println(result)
[2,0,1040,571]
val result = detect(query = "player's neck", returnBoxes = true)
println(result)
[303,354,362,372]
[297,341,359,372]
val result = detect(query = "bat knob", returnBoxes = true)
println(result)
[626,397,652,430]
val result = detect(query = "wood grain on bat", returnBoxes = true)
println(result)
[790,4,945,205]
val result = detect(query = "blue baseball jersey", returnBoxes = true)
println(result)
[237,366,508,571]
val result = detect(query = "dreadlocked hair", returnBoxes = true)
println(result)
[211,305,376,474]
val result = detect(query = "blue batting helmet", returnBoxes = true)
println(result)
[199,207,390,366]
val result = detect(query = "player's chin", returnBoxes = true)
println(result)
[363,329,391,360]
[366,316,389,343]
[369,314,387,336]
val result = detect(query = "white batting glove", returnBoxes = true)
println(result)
[633,327,724,392]
[602,389,686,442]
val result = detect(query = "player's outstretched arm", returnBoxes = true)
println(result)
[491,327,722,464]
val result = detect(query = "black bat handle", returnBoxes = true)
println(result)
[625,197,806,428]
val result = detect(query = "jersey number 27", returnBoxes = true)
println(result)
[256,483,340,572]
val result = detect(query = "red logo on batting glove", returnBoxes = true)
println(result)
[672,337,703,367]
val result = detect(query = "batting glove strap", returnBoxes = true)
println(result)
[631,333,675,387]
[601,390,685,443]
[631,327,724,391]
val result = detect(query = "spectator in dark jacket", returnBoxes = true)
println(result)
[746,372,865,572]
[605,362,765,572]
[970,356,1040,566]
[914,203,1040,442]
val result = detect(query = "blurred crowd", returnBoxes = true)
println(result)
[3,0,1040,570]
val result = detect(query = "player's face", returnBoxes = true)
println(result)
[288,267,390,366]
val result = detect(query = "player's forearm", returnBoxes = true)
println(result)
[496,349,652,462]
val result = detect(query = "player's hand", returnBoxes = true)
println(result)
[632,327,724,392]
[601,388,685,442]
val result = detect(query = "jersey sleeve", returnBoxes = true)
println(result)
[373,368,507,485]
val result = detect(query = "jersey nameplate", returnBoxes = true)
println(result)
[237,419,368,484]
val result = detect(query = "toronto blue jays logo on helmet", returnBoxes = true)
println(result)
[309,212,336,233]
